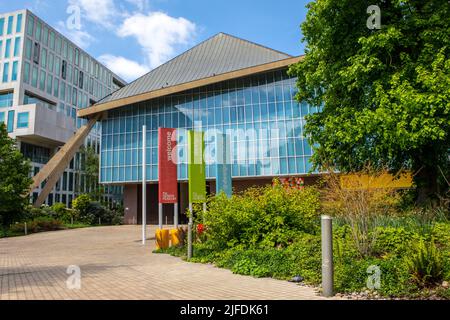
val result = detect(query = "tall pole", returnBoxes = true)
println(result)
[158,203,163,230]
[188,203,193,259]
[321,215,334,297]
[142,126,147,246]
[174,203,179,229]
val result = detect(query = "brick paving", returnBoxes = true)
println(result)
[0,226,332,300]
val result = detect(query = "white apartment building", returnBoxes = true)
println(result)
[0,9,126,207]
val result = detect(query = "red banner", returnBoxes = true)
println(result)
[158,128,178,203]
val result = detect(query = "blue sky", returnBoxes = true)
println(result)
[0,0,309,82]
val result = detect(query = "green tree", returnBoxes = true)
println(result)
[0,124,32,234]
[289,0,450,201]
[78,145,104,201]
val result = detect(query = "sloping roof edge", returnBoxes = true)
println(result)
[78,55,303,118]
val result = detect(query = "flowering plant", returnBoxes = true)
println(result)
[197,223,205,235]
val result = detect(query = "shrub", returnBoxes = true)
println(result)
[198,183,321,250]
[72,195,116,225]
[373,227,420,256]
[72,195,92,218]
[321,167,404,257]
[50,203,78,223]
[406,240,444,288]
[10,217,65,234]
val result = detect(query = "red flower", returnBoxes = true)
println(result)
[197,224,205,235]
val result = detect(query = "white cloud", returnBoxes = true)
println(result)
[117,12,196,68]
[56,21,95,49]
[98,54,150,82]
[68,0,119,28]
[62,0,197,81]
[124,0,149,12]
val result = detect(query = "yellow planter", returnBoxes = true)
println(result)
[156,229,170,250]
[170,229,181,247]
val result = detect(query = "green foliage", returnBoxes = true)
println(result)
[406,240,444,288]
[10,217,65,234]
[72,194,123,225]
[0,124,33,233]
[50,203,77,223]
[78,145,105,200]
[198,184,321,250]
[72,194,92,216]
[289,0,450,198]
[373,227,420,256]
[160,180,450,298]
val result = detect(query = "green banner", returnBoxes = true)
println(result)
[188,130,206,203]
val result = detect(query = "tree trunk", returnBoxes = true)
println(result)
[415,165,439,205]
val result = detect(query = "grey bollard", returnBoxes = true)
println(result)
[187,203,193,259]
[321,215,334,297]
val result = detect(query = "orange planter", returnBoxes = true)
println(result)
[156,229,170,250]
[170,229,181,247]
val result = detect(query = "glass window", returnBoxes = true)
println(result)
[0,112,4,124]
[41,48,47,68]
[25,38,32,59]
[54,56,60,76]
[14,37,21,57]
[17,112,29,128]
[0,18,4,36]
[47,74,53,95]
[61,60,67,79]
[33,42,40,64]
[75,48,79,66]
[31,66,38,87]
[49,31,55,50]
[0,92,13,108]
[26,16,34,36]
[67,64,72,83]
[5,39,11,58]
[63,40,68,58]
[60,81,66,100]
[7,16,13,35]
[2,62,9,83]
[11,61,18,81]
[16,14,23,33]
[39,70,46,91]
[68,45,73,63]
[73,68,78,86]
[7,110,14,132]
[0,41,2,59]
[35,21,41,41]
[42,26,48,45]
[48,52,54,73]
[72,87,77,105]
[53,78,59,97]
[55,36,61,54]
[23,61,30,83]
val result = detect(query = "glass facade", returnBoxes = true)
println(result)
[0,92,13,108]
[7,110,14,132]
[17,111,29,128]
[101,70,318,183]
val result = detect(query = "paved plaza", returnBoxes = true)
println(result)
[0,226,331,300]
